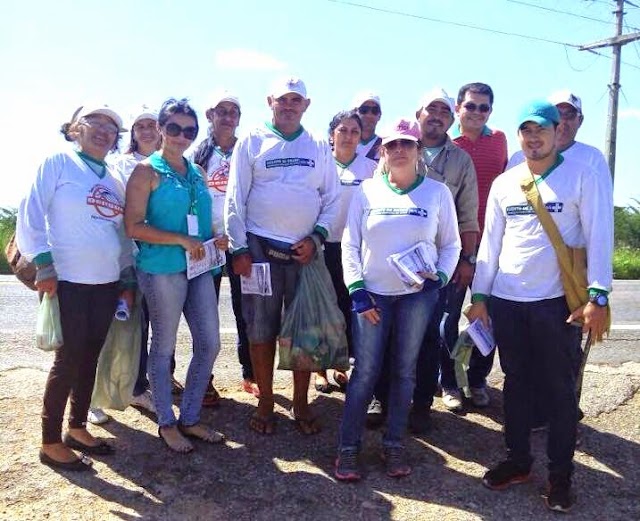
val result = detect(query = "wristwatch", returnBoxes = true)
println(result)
[461,253,477,265]
[589,293,608,307]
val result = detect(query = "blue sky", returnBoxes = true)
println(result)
[2,0,639,207]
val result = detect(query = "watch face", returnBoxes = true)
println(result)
[596,294,608,306]
[465,254,477,264]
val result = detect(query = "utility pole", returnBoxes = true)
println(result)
[579,0,640,184]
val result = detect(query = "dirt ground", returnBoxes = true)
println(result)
[0,362,639,521]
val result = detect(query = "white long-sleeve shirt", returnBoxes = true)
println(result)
[472,155,613,302]
[327,154,377,242]
[17,150,131,284]
[342,174,461,296]
[225,123,340,250]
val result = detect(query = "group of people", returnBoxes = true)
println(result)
[16,76,613,514]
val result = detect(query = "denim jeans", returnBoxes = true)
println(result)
[137,270,221,428]
[339,287,438,450]
[491,296,581,475]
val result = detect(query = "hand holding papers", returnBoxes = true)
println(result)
[241,262,273,296]
[466,318,496,356]
[185,238,226,280]
[387,242,438,288]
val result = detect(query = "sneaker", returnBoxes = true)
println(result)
[408,406,431,434]
[130,390,156,414]
[334,448,361,482]
[483,460,531,490]
[544,473,575,513]
[87,408,109,425]
[366,398,384,429]
[470,387,490,408]
[442,389,463,411]
[382,446,411,478]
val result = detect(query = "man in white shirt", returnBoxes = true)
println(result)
[468,100,612,513]
[353,91,382,161]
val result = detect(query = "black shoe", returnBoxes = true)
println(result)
[409,407,431,434]
[63,433,115,455]
[366,398,384,429]
[544,473,575,513]
[483,460,531,490]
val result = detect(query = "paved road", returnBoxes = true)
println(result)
[1,275,639,383]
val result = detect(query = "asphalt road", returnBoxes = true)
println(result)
[1,275,638,379]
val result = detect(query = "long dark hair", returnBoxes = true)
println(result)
[327,109,362,149]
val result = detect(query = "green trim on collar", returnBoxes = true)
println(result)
[382,172,424,195]
[348,280,365,294]
[360,134,378,146]
[76,150,106,166]
[265,121,304,141]
[451,124,492,139]
[335,154,357,169]
[534,154,564,185]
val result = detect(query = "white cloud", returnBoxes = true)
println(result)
[620,108,640,120]
[215,48,287,71]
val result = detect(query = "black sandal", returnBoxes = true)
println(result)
[63,433,115,455]
[39,450,93,471]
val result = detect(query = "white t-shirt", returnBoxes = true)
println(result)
[472,156,613,302]
[109,151,147,186]
[205,147,234,236]
[356,135,381,161]
[225,123,340,251]
[342,174,461,296]
[17,150,130,284]
[327,154,377,242]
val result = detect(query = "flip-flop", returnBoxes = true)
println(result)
[158,427,193,454]
[249,413,276,435]
[39,450,93,472]
[178,423,225,444]
[63,433,115,455]
[289,409,322,435]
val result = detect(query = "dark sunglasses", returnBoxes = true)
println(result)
[164,122,198,140]
[385,139,417,150]
[463,102,491,113]
[358,105,381,116]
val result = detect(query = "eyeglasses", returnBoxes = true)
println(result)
[164,122,198,140]
[358,105,381,116]
[81,118,119,135]
[213,107,240,118]
[463,102,491,113]
[385,139,417,150]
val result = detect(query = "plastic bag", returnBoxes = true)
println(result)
[278,249,349,372]
[35,294,63,351]
[91,293,142,410]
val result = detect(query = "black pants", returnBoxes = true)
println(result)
[491,296,581,475]
[324,242,353,355]
[42,281,119,444]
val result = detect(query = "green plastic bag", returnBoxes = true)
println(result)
[278,248,349,372]
[35,294,63,352]
[91,293,142,411]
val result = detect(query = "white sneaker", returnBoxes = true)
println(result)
[442,389,463,411]
[87,408,109,425]
[470,387,490,408]
[130,390,156,413]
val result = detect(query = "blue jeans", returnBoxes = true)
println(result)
[339,287,438,450]
[137,270,221,428]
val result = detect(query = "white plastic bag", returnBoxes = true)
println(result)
[35,294,63,351]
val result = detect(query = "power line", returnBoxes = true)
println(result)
[507,0,615,26]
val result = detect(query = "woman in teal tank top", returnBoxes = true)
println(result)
[125,98,225,453]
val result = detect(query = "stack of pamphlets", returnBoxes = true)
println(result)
[466,318,496,356]
[387,241,438,287]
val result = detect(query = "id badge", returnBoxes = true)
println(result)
[187,214,199,236]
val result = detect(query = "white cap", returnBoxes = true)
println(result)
[380,118,421,146]
[130,104,158,127]
[207,89,241,110]
[270,76,307,99]
[75,102,126,131]
[352,91,381,109]
[549,90,582,113]
[419,87,455,113]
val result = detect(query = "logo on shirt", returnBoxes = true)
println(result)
[340,179,363,186]
[265,158,315,169]
[506,202,564,216]
[207,162,230,193]
[368,207,428,217]
[86,185,124,219]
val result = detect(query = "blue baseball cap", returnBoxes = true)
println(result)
[517,100,560,129]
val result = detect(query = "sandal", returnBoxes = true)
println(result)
[158,426,193,454]
[333,371,349,392]
[63,433,115,455]
[171,377,184,395]
[249,412,276,435]
[289,409,322,435]
[39,450,93,472]
[178,423,225,444]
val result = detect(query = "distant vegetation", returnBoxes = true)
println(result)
[0,207,17,274]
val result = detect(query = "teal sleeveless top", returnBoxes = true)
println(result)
[136,152,215,274]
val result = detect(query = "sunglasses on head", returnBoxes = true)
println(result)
[358,105,381,116]
[164,122,198,140]
[463,102,491,113]
[385,139,416,150]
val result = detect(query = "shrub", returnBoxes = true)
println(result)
[0,207,17,275]
[613,247,640,279]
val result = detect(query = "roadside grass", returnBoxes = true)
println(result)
[613,247,640,279]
